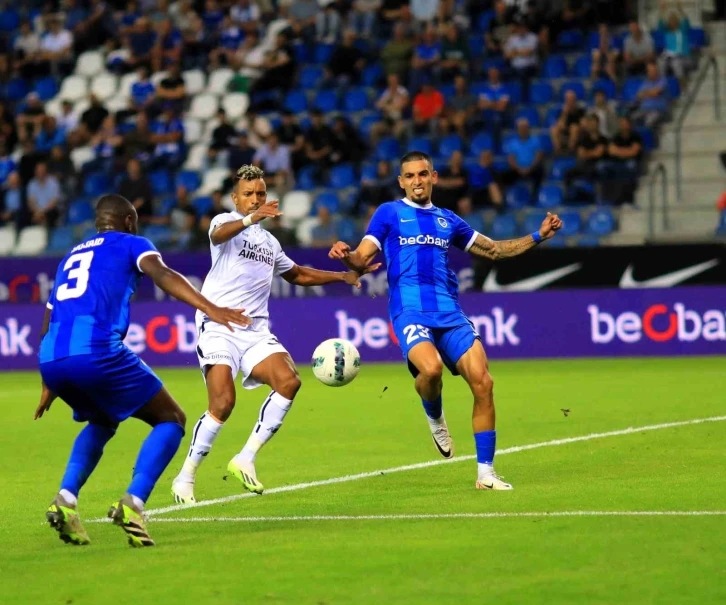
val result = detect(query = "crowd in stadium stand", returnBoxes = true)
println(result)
[0,0,710,252]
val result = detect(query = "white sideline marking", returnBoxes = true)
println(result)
[141,415,726,518]
[142,511,726,523]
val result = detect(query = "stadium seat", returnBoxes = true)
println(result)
[293,43,310,64]
[344,88,370,113]
[67,199,95,225]
[339,190,357,214]
[550,157,577,180]
[6,78,29,102]
[313,191,340,214]
[199,167,228,195]
[538,132,554,154]
[281,191,313,224]
[407,136,434,155]
[183,118,203,145]
[155,197,177,216]
[119,72,139,98]
[35,77,58,101]
[90,73,118,101]
[514,106,540,127]
[149,170,173,196]
[573,55,591,78]
[530,81,554,105]
[482,56,506,72]
[537,184,563,209]
[637,127,656,151]
[0,8,20,33]
[314,43,335,64]
[690,27,707,49]
[0,225,16,255]
[300,66,324,90]
[361,64,383,87]
[666,76,680,99]
[192,196,213,217]
[70,146,94,172]
[105,96,128,113]
[577,235,601,247]
[716,211,726,235]
[328,164,356,189]
[375,137,401,161]
[295,216,319,246]
[468,34,484,58]
[313,89,338,113]
[46,226,75,254]
[176,170,201,192]
[477,9,495,32]
[557,30,585,50]
[183,143,207,171]
[13,226,48,256]
[296,165,318,190]
[357,113,382,139]
[182,69,206,96]
[490,214,517,239]
[439,134,464,157]
[586,209,616,236]
[503,81,523,105]
[559,80,586,102]
[75,51,104,77]
[59,75,88,102]
[505,184,531,209]
[523,212,548,234]
[337,217,358,242]
[622,78,643,102]
[545,106,563,127]
[558,211,582,236]
[190,94,219,120]
[469,133,494,156]
[144,225,173,247]
[591,78,616,100]
[542,55,568,79]
[284,90,308,113]
[83,172,111,196]
[207,68,235,95]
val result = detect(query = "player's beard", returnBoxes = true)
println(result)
[410,187,430,204]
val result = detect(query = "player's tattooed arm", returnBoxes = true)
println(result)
[210,200,282,245]
[281,263,382,288]
[328,238,379,272]
[468,212,563,260]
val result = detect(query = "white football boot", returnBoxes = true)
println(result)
[171,476,197,504]
[427,415,454,458]
[476,472,513,491]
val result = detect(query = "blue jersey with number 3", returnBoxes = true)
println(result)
[39,232,159,363]
[364,199,478,319]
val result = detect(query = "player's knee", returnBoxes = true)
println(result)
[174,408,187,429]
[473,371,494,398]
[276,372,302,400]
[419,360,444,384]
[209,389,236,420]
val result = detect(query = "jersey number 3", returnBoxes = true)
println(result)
[403,324,431,345]
[56,251,95,301]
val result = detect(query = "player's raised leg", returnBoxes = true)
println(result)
[108,387,186,547]
[228,352,301,493]
[455,341,512,490]
[407,341,454,458]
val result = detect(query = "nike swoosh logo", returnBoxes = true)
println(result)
[431,435,453,458]
[483,263,583,292]
[400,219,416,223]
[619,259,720,289]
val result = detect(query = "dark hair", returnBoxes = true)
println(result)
[96,194,133,215]
[400,151,433,170]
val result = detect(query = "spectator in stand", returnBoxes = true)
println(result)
[285,0,320,45]
[623,21,656,76]
[348,0,380,37]
[61,0,89,38]
[84,114,122,173]
[477,66,510,151]
[231,30,262,74]
[131,65,156,112]
[206,108,238,169]
[410,26,441,93]
[121,111,153,164]
[330,116,367,165]
[325,30,367,87]
[469,150,504,210]
[36,17,74,77]
[252,132,292,193]
[128,16,157,69]
[499,117,544,191]
[456,196,485,233]
[168,185,197,249]
[149,105,185,170]
[56,100,78,135]
[444,74,476,139]
[276,111,306,172]
[607,116,642,205]
[248,32,296,103]
[237,110,272,148]
[590,89,618,138]
[209,15,244,69]
[202,0,225,30]
[36,117,66,155]
[1,172,23,228]
[550,89,585,155]
[380,0,412,29]
[230,0,262,34]
[486,1,511,56]
[265,214,299,247]
[227,132,256,175]
[304,109,335,177]
[154,62,186,115]
[27,161,61,227]
[591,23,620,82]
[13,21,40,80]
[119,0,142,35]
[316,1,343,44]
[16,93,46,145]
[556,0,592,35]
[17,140,45,186]
[151,18,183,72]
[0,145,15,185]
[353,160,397,214]
[380,23,414,81]
[71,94,109,146]
[436,151,469,211]
[0,103,17,153]
[199,188,227,234]
[118,158,154,223]
[564,113,608,198]
[310,205,340,248]
[181,11,214,69]
[504,17,539,103]
[439,23,470,83]
[410,80,444,135]
[47,145,77,198]
[632,61,669,128]
[372,73,409,143]
[411,0,439,31]
[657,1,692,82]
[514,0,551,53]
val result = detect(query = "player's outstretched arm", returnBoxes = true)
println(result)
[328,238,379,272]
[281,263,382,288]
[468,212,563,260]
[34,307,57,419]
[139,254,252,331]
[210,200,282,246]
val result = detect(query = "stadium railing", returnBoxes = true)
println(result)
[647,161,669,238]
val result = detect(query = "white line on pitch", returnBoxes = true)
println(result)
[138,415,726,518]
[133,511,726,524]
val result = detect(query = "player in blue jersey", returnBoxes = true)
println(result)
[35,194,250,547]
[330,152,562,490]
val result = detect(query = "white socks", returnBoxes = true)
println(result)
[59,489,77,506]
[478,463,494,477]
[236,391,293,464]
[178,412,224,482]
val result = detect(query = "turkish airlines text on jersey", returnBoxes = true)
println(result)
[589,304,726,344]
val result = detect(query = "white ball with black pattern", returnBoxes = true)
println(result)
[311,339,361,387]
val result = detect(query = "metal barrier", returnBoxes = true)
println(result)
[647,162,668,237]
[675,55,721,202]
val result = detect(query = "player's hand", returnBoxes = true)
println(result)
[208,306,253,332]
[329,241,351,260]
[251,200,282,224]
[34,384,57,420]
[539,212,563,240]
[343,263,382,288]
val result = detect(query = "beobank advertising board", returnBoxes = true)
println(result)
[0,287,724,370]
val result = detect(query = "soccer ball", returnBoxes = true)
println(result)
[311,339,361,387]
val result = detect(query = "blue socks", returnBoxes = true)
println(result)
[474,430,497,465]
[421,395,443,420]
[60,423,117,496]
[128,422,184,503]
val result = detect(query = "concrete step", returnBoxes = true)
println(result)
[656,127,726,153]
[635,180,723,207]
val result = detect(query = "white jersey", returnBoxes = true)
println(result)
[197,211,295,324]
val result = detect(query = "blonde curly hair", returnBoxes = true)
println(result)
[235,165,265,181]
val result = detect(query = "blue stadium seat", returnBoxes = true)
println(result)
[292,43,310,64]
[586,209,616,236]
[439,83,456,101]
[375,137,401,161]
[557,30,585,50]
[156,196,177,216]
[690,27,707,49]
[482,56,506,73]
[477,10,495,32]
[67,199,94,225]
[407,136,434,155]
[297,165,318,190]
[622,78,643,102]
[328,163,356,189]
[577,235,601,247]
[469,133,494,156]
[538,132,554,154]
[340,190,357,214]
[523,212,548,234]
[149,170,173,196]
[192,196,213,216]
[313,89,338,113]
[117,122,136,135]
[637,127,656,151]
[357,113,382,139]
[550,157,577,180]
[559,80,586,102]
[652,31,665,53]
[34,77,58,101]
[545,106,561,127]
[490,213,517,238]
[537,184,563,209]
[542,55,568,79]
[438,134,464,157]
[144,225,173,247]
[591,78,616,100]
[514,106,540,128]
[468,34,484,58]
[314,43,335,64]
[666,76,680,98]
[284,90,308,113]
[505,184,531,209]
[504,81,523,105]
[716,211,726,235]
[0,9,20,32]
[6,77,29,101]
[46,226,75,254]
[80,226,98,241]
[573,55,591,78]
[360,162,378,181]
[176,170,201,192]
[313,191,340,214]
[299,115,312,131]
[362,64,383,87]
[544,236,567,247]
[558,210,582,236]
[83,172,111,196]
[491,155,509,173]
[344,88,370,113]
[530,81,554,105]
[337,217,358,241]
[299,66,324,90]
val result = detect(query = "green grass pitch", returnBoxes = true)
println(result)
[1,357,725,604]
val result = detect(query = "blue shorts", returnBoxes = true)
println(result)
[391,310,479,377]
[40,347,163,425]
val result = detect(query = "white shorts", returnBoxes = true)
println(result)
[196,317,288,390]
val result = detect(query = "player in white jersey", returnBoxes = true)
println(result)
[171,166,377,503]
